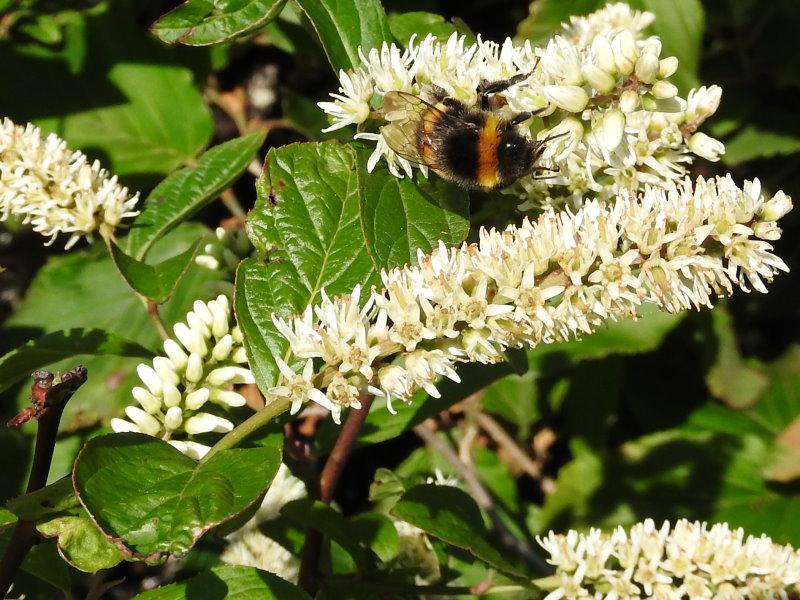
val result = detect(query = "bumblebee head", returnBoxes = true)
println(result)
[496,128,541,188]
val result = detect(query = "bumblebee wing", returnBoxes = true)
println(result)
[380,91,451,169]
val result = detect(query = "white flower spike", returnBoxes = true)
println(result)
[0,118,139,248]
[269,176,791,421]
[111,295,253,459]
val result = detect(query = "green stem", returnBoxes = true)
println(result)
[199,396,292,464]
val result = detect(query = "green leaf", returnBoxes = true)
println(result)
[110,240,202,303]
[356,150,470,270]
[704,307,769,409]
[73,433,282,558]
[38,511,124,572]
[349,512,400,563]
[234,260,302,395]
[4,224,217,429]
[124,133,266,260]
[0,529,72,593]
[134,565,311,599]
[722,125,800,165]
[21,13,214,178]
[515,0,602,45]
[388,12,467,45]
[6,478,79,521]
[631,0,704,92]
[294,0,392,71]
[392,484,527,577]
[239,142,380,391]
[528,305,683,368]
[482,371,540,439]
[152,0,289,46]
[281,500,371,567]
[318,361,517,450]
[0,329,152,394]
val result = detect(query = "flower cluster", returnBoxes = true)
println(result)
[270,175,791,421]
[110,295,252,459]
[537,519,800,599]
[0,118,139,249]
[195,226,255,294]
[318,3,723,207]
[222,464,307,582]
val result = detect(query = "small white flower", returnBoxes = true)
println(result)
[687,132,725,161]
[269,358,338,420]
[543,84,590,113]
[270,176,790,422]
[317,68,374,132]
[538,520,800,598]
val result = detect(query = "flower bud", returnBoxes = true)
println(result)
[540,118,584,162]
[193,300,214,325]
[110,418,139,433]
[124,406,161,436]
[651,80,678,99]
[211,334,233,361]
[163,339,188,372]
[688,132,725,161]
[659,56,679,79]
[754,221,781,241]
[195,255,220,270]
[232,347,248,363]
[582,64,616,93]
[132,386,161,413]
[544,85,589,113]
[184,413,234,435]
[136,364,162,396]
[164,406,183,430]
[185,387,211,410]
[185,352,204,383]
[613,30,637,75]
[231,326,244,344]
[162,382,182,408]
[759,191,793,222]
[592,35,617,75]
[173,322,196,354]
[153,357,180,387]
[209,296,230,338]
[206,366,254,386]
[211,389,248,407]
[619,90,639,113]
[186,312,210,338]
[635,52,659,84]
[599,109,626,152]
[168,440,210,460]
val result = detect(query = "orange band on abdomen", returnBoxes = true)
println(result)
[476,115,501,188]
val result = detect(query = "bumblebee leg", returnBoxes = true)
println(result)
[477,72,532,109]
[508,111,534,126]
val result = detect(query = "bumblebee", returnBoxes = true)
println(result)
[380,74,552,191]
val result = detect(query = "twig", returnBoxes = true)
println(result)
[413,420,550,575]
[474,412,542,479]
[146,299,169,341]
[220,189,248,220]
[299,394,375,594]
[0,366,88,598]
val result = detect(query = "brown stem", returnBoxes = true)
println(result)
[146,300,169,341]
[299,394,375,594]
[473,412,542,480]
[413,420,550,575]
[0,366,88,598]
